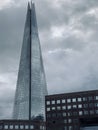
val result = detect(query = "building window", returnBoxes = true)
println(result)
[84,110,88,115]
[67,99,71,103]
[52,100,55,104]
[47,114,51,118]
[20,125,24,129]
[78,104,82,108]
[57,106,61,110]
[73,111,77,116]
[47,101,50,105]
[52,113,56,117]
[73,105,77,108]
[96,96,98,100]
[78,98,82,102]
[63,112,66,117]
[95,103,98,107]
[83,97,87,101]
[88,96,93,101]
[79,111,83,115]
[30,125,34,129]
[62,106,66,110]
[64,119,67,123]
[89,103,93,108]
[47,107,50,111]
[72,98,76,102]
[10,125,13,129]
[96,110,98,114]
[4,125,8,129]
[64,126,67,130]
[0,125,2,130]
[57,100,60,104]
[52,107,55,110]
[68,119,72,123]
[73,119,78,123]
[67,105,71,109]
[69,126,72,130]
[68,112,72,116]
[90,110,94,114]
[57,113,61,117]
[15,125,19,129]
[62,99,65,103]
[25,125,29,129]
[83,104,88,108]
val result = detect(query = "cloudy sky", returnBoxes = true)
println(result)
[0,0,98,119]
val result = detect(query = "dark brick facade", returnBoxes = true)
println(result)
[45,90,98,130]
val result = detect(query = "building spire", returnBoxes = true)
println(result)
[13,1,47,120]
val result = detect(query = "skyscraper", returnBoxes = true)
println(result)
[13,2,48,120]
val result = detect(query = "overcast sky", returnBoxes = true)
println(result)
[0,0,98,119]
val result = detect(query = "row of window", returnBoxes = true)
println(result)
[0,124,45,130]
[46,103,98,111]
[2,125,34,130]
[46,96,98,105]
[47,109,98,118]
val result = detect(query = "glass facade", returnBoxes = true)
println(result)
[13,2,47,120]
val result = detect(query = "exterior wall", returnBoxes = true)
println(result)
[45,90,98,130]
[0,120,45,130]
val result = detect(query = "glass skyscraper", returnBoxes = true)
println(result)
[13,2,48,120]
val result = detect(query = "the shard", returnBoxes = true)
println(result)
[13,2,48,120]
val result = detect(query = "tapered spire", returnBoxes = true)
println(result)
[13,2,48,120]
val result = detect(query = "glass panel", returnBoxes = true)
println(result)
[68,119,72,123]
[15,125,19,129]
[79,111,83,115]
[72,98,76,102]
[96,96,98,100]
[52,100,55,104]
[47,101,50,105]
[63,112,66,117]
[73,105,77,108]
[78,104,82,108]
[47,107,50,111]
[62,106,66,110]
[78,98,82,102]
[52,113,56,117]
[30,125,34,129]
[25,125,29,129]
[0,125,2,130]
[10,125,13,129]
[57,106,61,110]
[57,100,60,104]
[68,105,71,109]
[64,119,67,123]
[67,99,71,103]
[52,107,55,110]
[62,99,65,103]
[20,125,24,129]
[4,125,8,129]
